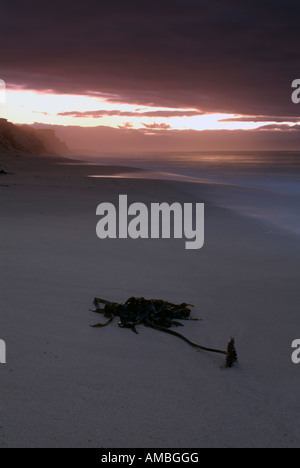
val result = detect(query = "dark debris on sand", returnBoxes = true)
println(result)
[90,297,238,368]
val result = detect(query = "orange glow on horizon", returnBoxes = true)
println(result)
[0,88,299,132]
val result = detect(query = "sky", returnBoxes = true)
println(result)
[0,0,300,151]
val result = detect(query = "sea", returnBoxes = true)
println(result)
[80,151,300,236]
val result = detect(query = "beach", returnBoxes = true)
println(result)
[0,152,300,448]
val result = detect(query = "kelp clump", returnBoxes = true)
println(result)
[90,297,238,368]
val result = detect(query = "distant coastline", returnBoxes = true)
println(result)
[0,118,69,156]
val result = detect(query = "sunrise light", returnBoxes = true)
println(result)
[2,88,296,132]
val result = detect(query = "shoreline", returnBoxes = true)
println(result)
[1,152,300,447]
[2,150,299,237]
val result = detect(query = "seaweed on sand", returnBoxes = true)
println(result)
[90,297,238,368]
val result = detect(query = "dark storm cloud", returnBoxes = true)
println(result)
[118,122,134,129]
[1,0,300,116]
[219,116,300,123]
[142,123,172,130]
[257,124,300,131]
[42,123,300,153]
[58,110,203,118]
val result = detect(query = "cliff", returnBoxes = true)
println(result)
[0,119,69,156]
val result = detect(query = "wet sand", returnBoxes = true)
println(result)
[0,152,299,448]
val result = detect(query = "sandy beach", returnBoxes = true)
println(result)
[0,152,299,448]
